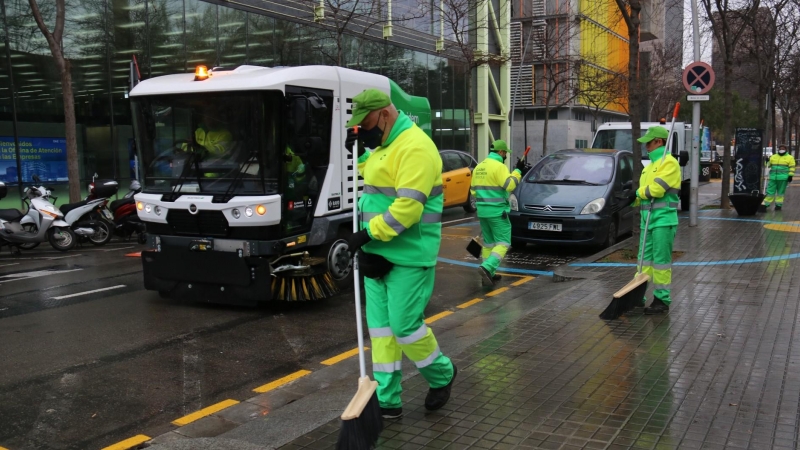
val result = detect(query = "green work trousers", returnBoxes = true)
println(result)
[478,214,511,276]
[639,225,677,305]
[365,265,454,409]
[764,179,788,207]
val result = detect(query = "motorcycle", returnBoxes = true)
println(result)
[108,180,146,244]
[36,175,117,247]
[0,180,77,253]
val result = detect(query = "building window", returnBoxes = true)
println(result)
[575,139,588,148]
[573,111,586,121]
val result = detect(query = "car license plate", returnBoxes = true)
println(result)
[102,209,113,220]
[189,239,214,252]
[528,222,562,231]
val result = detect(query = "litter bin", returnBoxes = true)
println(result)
[729,192,765,216]
[699,161,711,182]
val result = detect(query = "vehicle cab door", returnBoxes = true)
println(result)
[614,154,635,234]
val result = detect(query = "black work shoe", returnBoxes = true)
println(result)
[381,407,403,419]
[425,364,457,411]
[644,298,669,315]
[775,205,782,210]
[479,267,495,286]
[492,274,502,282]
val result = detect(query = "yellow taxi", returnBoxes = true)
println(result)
[439,150,477,212]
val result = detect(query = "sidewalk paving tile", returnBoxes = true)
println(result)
[280,184,800,449]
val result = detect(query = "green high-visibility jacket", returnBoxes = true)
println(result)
[636,146,681,229]
[470,152,521,218]
[767,153,796,181]
[357,113,443,267]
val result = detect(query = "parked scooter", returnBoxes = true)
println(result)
[0,180,76,252]
[108,180,146,244]
[36,175,117,246]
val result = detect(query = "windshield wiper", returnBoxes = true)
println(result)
[531,179,601,186]
[166,143,205,201]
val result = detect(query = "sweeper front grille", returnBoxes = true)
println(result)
[167,210,229,237]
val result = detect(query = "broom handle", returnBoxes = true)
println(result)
[639,102,680,274]
[351,127,367,379]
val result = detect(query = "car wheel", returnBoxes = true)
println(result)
[511,238,526,249]
[463,192,477,213]
[603,220,618,249]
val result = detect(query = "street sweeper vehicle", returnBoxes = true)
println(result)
[130,65,432,304]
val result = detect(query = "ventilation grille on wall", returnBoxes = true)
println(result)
[511,65,533,107]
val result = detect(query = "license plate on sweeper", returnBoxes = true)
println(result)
[528,222,562,232]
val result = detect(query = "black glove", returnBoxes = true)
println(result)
[514,158,530,173]
[344,128,365,158]
[347,228,372,256]
[789,176,793,182]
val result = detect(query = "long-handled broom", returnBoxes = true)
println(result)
[336,127,383,450]
[600,103,680,320]
[467,145,531,258]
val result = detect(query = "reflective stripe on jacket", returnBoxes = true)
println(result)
[636,146,680,229]
[470,152,521,218]
[768,153,796,181]
[357,113,443,267]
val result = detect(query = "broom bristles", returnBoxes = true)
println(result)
[601,276,649,320]
[336,377,383,450]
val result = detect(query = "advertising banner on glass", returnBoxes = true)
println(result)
[733,128,763,194]
[0,137,68,184]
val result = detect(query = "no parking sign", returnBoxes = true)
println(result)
[683,62,715,95]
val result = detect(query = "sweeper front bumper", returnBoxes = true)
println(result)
[141,234,338,305]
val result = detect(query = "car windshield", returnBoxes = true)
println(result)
[525,154,614,185]
[592,129,648,158]
[132,92,281,198]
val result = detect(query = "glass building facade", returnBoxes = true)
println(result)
[0,0,469,206]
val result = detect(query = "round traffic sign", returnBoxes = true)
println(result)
[683,62,715,95]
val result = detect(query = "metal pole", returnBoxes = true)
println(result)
[0,0,24,208]
[689,0,701,227]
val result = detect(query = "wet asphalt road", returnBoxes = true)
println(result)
[0,208,598,450]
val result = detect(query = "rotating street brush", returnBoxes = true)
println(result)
[270,256,341,301]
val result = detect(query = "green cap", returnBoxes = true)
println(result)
[347,89,392,127]
[490,139,510,152]
[637,126,669,143]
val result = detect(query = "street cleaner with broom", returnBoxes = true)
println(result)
[470,140,529,286]
[634,126,681,314]
[343,88,457,421]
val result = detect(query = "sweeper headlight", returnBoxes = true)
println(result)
[256,205,266,216]
[580,198,605,215]
[137,201,144,211]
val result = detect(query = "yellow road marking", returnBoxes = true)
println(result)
[253,370,312,393]
[457,298,483,309]
[425,311,454,323]
[101,434,151,450]
[486,287,508,297]
[511,276,535,286]
[495,272,526,278]
[172,399,240,426]
[321,347,369,366]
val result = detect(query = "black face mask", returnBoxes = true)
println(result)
[359,117,384,149]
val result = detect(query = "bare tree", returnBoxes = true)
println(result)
[28,0,81,202]
[439,0,510,156]
[611,0,645,179]
[642,41,684,121]
[700,0,761,208]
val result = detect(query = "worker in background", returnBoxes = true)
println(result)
[344,88,456,419]
[761,144,796,211]
[635,126,681,314]
[470,140,528,286]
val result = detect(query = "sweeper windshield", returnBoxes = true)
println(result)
[133,92,281,198]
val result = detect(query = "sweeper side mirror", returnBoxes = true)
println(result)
[679,150,689,167]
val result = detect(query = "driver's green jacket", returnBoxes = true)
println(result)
[635,146,680,229]
[356,113,443,267]
[180,125,233,154]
